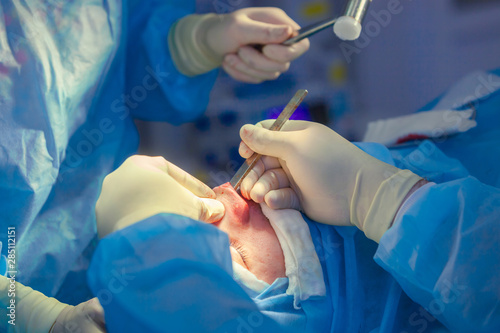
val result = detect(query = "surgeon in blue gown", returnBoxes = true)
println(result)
[88,69,499,332]
[0,0,310,331]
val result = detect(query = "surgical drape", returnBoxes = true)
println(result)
[0,0,217,304]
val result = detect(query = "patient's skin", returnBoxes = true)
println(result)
[213,183,286,285]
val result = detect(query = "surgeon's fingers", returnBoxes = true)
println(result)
[222,60,263,84]
[85,298,106,330]
[198,197,225,223]
[237,46,290,73]
[239,141,253,159]
[245,7,301,30]
[223,54,281,83]
[240,158,266,200]
[240,156,281,199]
[256,119,312,131]
[239,121,285,158]
[232,12,293,45]
[264,188,300,210]
[262,155,282,170]
[128,155,215,199]
[263,38,310,63]
[239,120,312,158]
[164,160,216,199]
[239,123,264,158]
[239,124,294,159]
[250,168,290,203]
[51,298,106,333]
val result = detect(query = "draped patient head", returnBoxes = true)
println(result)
[95,155,287,285]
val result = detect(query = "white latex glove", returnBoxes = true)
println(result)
[0,276,104,333]
[96,155,225,238]
[168,7,309,83]
[238,121,426,242]
[50,298,105,333]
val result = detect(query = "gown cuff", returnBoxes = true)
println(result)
[0,276,68,333]
[168,14,223,76]
[363,170,423,242]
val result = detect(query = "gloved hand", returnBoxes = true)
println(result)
[96,155,225,238]
[168,7,309,83]
[0,276,105,333]
[50,298,105,333]
[238,120,426,242]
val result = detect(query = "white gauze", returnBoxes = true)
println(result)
[260,203,326,309]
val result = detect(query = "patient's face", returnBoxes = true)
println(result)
[212,183,286,285]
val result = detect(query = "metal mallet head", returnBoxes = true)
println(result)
[334,0,372,41]
[281,0,372,46]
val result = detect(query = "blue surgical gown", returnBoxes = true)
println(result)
[0,0,217,304]
[87,70,500,332]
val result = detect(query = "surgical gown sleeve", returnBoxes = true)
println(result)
[124,0,218,123]
[371,70,500,332]
[87,213,288,333]
[374,179,500,332]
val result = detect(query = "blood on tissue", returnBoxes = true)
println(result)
[213,182,253,225]
[396,133,429,144]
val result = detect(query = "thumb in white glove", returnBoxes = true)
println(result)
[50,298,105,333]
[96,155,225,238]
[238,120,425,242]
[168,7,309,83]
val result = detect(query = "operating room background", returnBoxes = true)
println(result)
[135,0,500,186]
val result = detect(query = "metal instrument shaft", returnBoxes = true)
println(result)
[229,89,308,191]
[282,18,337,45]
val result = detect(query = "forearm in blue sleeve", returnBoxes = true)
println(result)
[124,0,218,124]
[87,213,285,333]
[375,177,500,332]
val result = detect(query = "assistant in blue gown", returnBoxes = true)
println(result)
[0,0,217,305]
[87,69,500,332]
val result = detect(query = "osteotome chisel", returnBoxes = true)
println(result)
[229,89,308,191]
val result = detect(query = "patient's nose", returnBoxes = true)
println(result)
[213,183,250,226]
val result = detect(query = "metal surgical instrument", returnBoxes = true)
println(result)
[282,0,372,44]
[229,89,308,191]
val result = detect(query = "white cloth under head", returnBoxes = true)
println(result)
[261,203,326,309]
[231,204,326,309]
